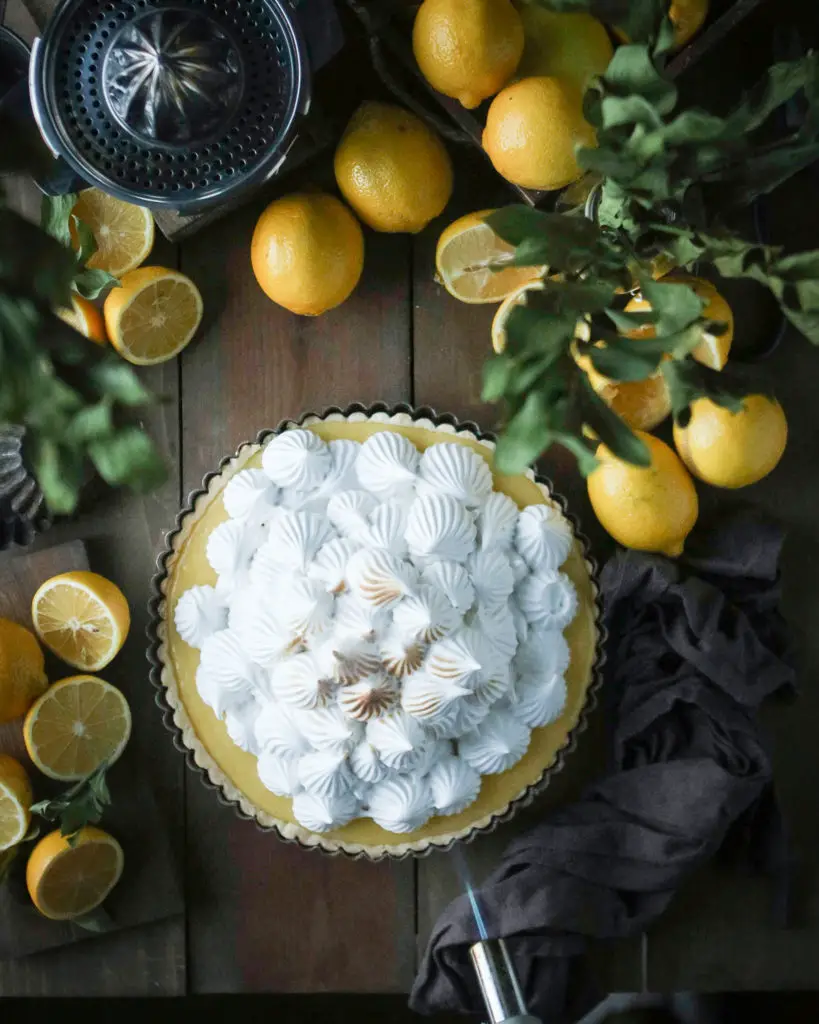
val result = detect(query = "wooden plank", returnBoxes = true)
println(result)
[410,156,644,991]
[646,171,819,991]
[178,192,415,994]
[0,543,182,971]
[0,176,186,992]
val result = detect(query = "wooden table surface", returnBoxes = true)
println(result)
[3,1,819,1001]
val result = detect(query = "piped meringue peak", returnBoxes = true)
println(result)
[177,427,578,834]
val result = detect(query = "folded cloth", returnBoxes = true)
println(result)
[410,509,796,1023]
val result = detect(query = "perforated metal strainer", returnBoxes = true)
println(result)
[29,0,311,210]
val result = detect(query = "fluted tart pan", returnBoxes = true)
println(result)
[147,405,605,860]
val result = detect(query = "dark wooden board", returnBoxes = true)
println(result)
[177,193,416,994]
[643,169,819,991]
[8,0,819,997]
[0,541,182,963]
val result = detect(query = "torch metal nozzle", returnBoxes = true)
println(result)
[469,939,541,1024]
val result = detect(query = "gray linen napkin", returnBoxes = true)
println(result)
[410,509,796,1023]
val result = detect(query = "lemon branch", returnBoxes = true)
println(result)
[0,119,167,516]
[482,0,819,474]
[31,763,113,847]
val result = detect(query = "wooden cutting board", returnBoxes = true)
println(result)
[0,541,182,959]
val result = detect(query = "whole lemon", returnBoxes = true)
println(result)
[412,0,524,109]
[614,0,709,49]
[0,619,48,724]
[334,102,453,234]
[673,395,787,489]
[625,277,734,370]
[516,7,613,93]
[250,193,364,316]
[482,76,596,190]
[669,0,709,48]
[587,432,698,556]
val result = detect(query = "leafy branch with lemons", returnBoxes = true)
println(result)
[475,0,819,478]
[0,130,169,519]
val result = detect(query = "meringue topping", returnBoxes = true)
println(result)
[405,493,476,564]
[356,431,419,497]
[417,443,492,507]
[366,775,433,833]
[183,426,579,834]
[262,429,331,490]
[427,756,481,816]
[515,503,573,571]
[174,584,227,649]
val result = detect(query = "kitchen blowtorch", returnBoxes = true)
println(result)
[452,848,542,1024]
[469,938,541,1024]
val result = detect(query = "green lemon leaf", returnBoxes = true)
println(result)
[605,308,658,332]
[494,391,553,474]
[501,238,551,268]
[583,336,662,381]
[601,94,664,131]
[603,44,677,114]
[482,355,515,402]
[577,145,641,182]
[0,293,40,346]
[89,426,167,492]
[74,267,119,301]
[73,218,98,266]
[532,0,595,10]
[781,306,819,345]
[728,55,819,134]
[533,278,616,315]
[578,373,651,466]
[503,306,576,360]
[661,358,746,424]
[485,208,604,270]
[41,194,79,248]
[774,250,819,280]
[662,109,732,146]
[66,400,113,444]
[87,359,154,406]
[639,276,705,334]
[553,430,600,476]
[29,437,85,515]
[0,209,77,307]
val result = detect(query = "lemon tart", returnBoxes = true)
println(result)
[149,408,602,858]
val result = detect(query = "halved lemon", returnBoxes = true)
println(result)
[31,570,130,672]
[56,294,107,345]
[491,279,546,353]
[27,826,124,920]
[72,189,154,278]
[23,675,131,781]
[624,277,734,370]
[0,755,32,852]
[103,266,203,365]
[435,210,545,304]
